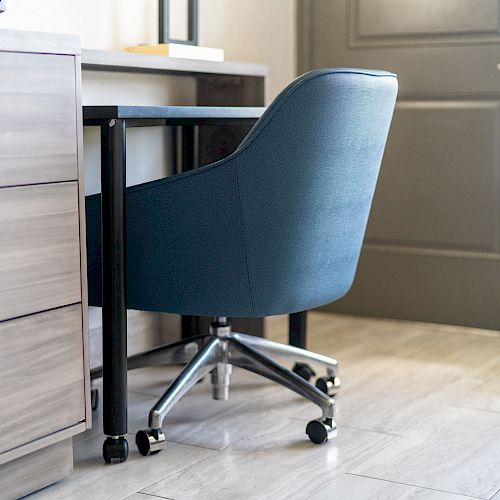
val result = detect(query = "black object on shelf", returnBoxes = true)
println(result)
[159,0,198,46]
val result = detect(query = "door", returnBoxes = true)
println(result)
[299,0,500,329]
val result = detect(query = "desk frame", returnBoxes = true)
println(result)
[85,105,309,460]
[86,106,265,455]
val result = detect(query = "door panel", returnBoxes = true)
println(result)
[352,0,500,44]
[300,0,500,328]
[343,251,500,330]
[367,101,499,251]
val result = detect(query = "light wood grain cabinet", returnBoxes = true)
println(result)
[0,182,82,321]
[0,305,85,454]
[0,439,73,500]
[0,51,78,187]
[0,29,89,498]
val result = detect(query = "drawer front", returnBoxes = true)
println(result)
[0,439,73,499]
[0,305,85,454]
[0,51,78,187]
[0,182,82,321]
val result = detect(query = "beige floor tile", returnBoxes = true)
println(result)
[29,434,215,500]
[120,312,500,440]
[268,312,458,392]
[351,406,500,499]
[141,422,395,500]
[124,368,319,451]
[461,372,500,413]
[332,358,481,434]
[276,314,500,435]
[56,312,500,500]
[309,474,478,500]
[336,328,500,434]
[305,313,500,383]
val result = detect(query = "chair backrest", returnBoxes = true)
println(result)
[86,68,397,318]
[231,68,398,315]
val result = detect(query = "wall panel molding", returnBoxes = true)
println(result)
[349,0,500,48]
[366,99,500,255]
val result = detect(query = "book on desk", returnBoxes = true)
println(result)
[126,43,224,62]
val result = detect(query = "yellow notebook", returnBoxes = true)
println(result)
[126,43,224,62]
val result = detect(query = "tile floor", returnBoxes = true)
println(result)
[30,312,500,500]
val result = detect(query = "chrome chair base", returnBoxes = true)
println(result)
[133,318,339,456]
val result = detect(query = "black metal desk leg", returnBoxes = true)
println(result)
[289,311,315,381]
[180,125,201,339]
[289,311,307,349]
[101,118,129,463]
[182,315,200,340]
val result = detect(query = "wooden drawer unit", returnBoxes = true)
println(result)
[0,182,82,321]
[0,51,78,187]
[0,305,85,454]
[0,30,89,497]
[0,439,73,499]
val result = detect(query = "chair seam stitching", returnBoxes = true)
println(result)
[234,165,255,315]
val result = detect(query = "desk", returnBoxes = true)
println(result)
[83,50,271,362]
[84,105,265,462]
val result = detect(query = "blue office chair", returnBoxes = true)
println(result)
[86,68,398,455]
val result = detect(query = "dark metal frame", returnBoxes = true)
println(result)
[289,311,307,349]
[100,118,128,438]
[86,105,264,461]
[159,0,199,46]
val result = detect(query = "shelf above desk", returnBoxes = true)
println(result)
[81,49,268,78]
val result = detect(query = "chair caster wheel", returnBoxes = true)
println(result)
[136,428,166,456]
[293,362,316,381]
[103,436,129,463]
[91,387,99,411]
[316,376,341,396]
[306,418,337,444]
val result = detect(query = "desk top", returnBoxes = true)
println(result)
[83,105,266,127]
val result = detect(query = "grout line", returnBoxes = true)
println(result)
[489,487,500,500]
[164,440,223,453]
[287,416,402,438]
[121,432,223,454]
[334,423,401,438]
[138,452,217,497]
[304,431,402,499]
[135,492,174,500]
[303,472,347,500]
[341,434,401,475]
[451,405,500,416]
[346,473,487,499]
